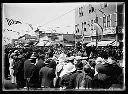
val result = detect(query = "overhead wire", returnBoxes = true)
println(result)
[39,8,76,28]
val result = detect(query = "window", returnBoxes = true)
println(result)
[107,15,111,27]
[79,8,81,17]
[103,16,106,28]
[77,24,79,33]
[104,2,107,8]
[94,16,98,23]
[79,7,84,17]
[84,28,86,31]
[89,4,94,13]
[75,24,80,34]
[81,7,83,16]
[75,25,77,33]
[82,22,84,29]
[91,20,94,30]
[84,22,86,31]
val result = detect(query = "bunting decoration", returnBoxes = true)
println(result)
[5,18,22,26]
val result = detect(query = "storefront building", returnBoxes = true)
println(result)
[75,2,124,46]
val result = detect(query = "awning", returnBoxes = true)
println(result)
[86,40,119,46]
[36,42,46,46]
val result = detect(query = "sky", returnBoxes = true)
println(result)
[2,3,92,45]
[3,3,88,33]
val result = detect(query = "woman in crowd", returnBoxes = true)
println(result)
[3,45,124,90]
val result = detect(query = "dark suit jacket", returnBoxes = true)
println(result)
[15,59,26,87]
[92,73,113,89]
[36,59,45,70]
[69,71,82,89]
[76,73,92,89]
[95,63,114,76]
[24,60,36,79]
[29,66,40,88]
[93,63,118,89]
[39,66,56,88]
[59,73,71,89]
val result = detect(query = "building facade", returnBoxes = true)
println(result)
[75,2,124,46]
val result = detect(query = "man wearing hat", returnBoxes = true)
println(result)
[106,57,123,88]
[92,56,122,89]
[39,58,56,88]
[59,56,76,89]
[35,54,45,70]
[54,53,67,88]
[14,54,26,88]
[24,53,37,89]
[68,59,83,89]
[76,64,93,89]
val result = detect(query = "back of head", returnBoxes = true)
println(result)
[49,52,54,58]
[83,64,91,74]
[39,54,45,60]
[75,60,83,70]
[46,59,56,69]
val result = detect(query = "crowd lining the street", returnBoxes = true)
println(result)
[3,45,124,90]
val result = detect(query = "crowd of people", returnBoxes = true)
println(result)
[3,45,124,90]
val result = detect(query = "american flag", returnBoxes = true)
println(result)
[5,18,22,26]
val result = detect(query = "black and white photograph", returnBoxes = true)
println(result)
[2,2,125,91]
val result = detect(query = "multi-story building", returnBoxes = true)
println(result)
[75,2,124,46]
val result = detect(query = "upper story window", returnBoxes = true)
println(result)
[107,14,111,27]
[91,20,94,30]
[84,22,86,31]
[79,7,84,17]
[103,16,107,28]
[82,22,87,32]
[89,4,94,13]
[75,24,80,34]
[94,16,98,23]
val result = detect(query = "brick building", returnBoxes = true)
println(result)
[75,2,124,46]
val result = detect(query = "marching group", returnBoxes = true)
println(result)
[3,46,124,90]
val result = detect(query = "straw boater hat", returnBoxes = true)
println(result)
[95,57,103,64]
[30,54,37,59]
